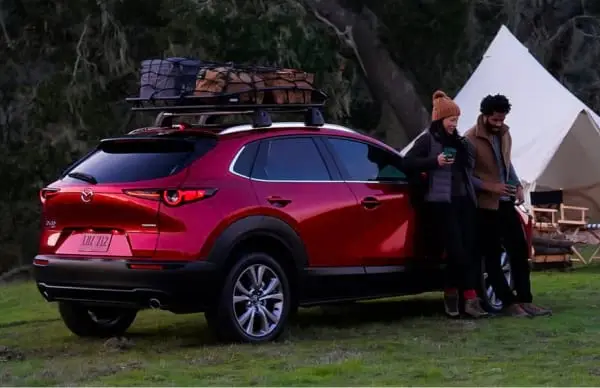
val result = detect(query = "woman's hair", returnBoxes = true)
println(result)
[429,118,446,134]
[480,94,511,115]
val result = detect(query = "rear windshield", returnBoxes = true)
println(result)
[63,138,217,184]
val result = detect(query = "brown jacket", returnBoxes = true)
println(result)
[464,114,512,210]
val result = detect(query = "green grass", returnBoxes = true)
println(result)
[2,265,600,386]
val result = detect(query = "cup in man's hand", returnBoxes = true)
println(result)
[506,180,519,201]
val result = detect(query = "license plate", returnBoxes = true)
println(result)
[78,233,113,253]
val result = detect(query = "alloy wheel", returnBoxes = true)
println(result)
[232,264,284,338]
[483,249,513,311]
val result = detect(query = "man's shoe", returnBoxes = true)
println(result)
[444,291,460,318]
[502,303,531,317]
[520,303,552,317]
[464,298,489,319]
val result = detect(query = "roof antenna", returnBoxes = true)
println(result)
[305,107,324,127]
[252,109,272,128]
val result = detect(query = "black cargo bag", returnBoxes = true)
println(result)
[139,57,202,99]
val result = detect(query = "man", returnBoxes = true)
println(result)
[464,94,552,317]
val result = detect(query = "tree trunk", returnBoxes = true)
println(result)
[303,0,429,145]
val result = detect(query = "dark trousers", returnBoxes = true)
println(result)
[428,196,479,292]
[477,201,532,304]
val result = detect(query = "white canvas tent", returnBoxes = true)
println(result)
[401,25,600,220]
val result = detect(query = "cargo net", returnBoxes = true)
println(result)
[138,58,323,105]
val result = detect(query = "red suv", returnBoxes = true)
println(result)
[34,97,532,343]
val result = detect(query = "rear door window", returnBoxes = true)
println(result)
[64,138,217,184]
[252,137,332,181]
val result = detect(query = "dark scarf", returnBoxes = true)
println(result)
[429,120,467,166]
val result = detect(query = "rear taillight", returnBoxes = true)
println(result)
[39,188,60,204]
[123,188,217,206]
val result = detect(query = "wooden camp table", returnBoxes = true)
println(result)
[581,229,600,264]
[532,204,600,264]
[556,205,600,265]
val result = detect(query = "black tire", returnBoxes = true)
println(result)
[58,302,138,338]
[210,252,291,343]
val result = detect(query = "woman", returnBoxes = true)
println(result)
[404,90,488,319]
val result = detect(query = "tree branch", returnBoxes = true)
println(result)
[310,10,367,76]
[0,8,12,49]
[302,0,429,142]
[0,265,32,284]
[71,15,91,86]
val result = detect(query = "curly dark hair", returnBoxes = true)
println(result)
[480,94,512,115]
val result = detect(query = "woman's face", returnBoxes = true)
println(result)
[442,115,459,133]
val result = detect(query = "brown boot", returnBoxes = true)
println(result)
[464,298,489,319]
[503,303,531,317]
[520,303,552,317]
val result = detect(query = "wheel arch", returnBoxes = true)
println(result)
[205,215,309,304]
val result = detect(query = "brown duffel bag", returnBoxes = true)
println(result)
[194,66,266,103]
[263,69,315,104]
[194,65,315,104]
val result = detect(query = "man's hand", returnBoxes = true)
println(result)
[515,185,525,205]
[484,182,515,195]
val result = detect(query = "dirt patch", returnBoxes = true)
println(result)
[0,346,25,362]
[36,360,143,385]
[316,348,362,365]
[187,352,226,366]
[447,319,479,331]
[589,368,600,377]
[103,337,135,352]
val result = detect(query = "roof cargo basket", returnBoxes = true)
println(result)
[126,60,328,129]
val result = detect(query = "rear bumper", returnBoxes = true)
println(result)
[33,255,220,313]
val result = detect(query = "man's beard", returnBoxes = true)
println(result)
[485,122,502,133]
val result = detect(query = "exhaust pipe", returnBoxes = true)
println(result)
[148,298,162,309]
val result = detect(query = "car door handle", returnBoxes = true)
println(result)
[266,196,292,207]
[361,196,381,209]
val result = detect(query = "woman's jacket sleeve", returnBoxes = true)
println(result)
[402,133,438,173]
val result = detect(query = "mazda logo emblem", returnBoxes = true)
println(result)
[81,188,94,203]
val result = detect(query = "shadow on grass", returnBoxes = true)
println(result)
[0,318,60,329]
[568,263,600,274]
[121,296,446,347]
[292,297,444,329]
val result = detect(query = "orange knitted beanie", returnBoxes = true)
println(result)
[431,90,461,121]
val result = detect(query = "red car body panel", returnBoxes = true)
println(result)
[342,182,416,266]
[251,179,362,267]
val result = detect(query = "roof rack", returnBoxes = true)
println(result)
[126,87,327,129]
[127,60,330,129]
[126,85,327,110]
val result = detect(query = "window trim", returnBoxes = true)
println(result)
[228,134,408,185]
[230,140,260,178]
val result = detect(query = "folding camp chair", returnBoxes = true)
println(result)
[584,224,600,264]
[530,190,561,235]
[530,190,593,264]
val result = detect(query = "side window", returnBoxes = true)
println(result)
[327,138,407,182]
[252,137,331,181]
[231,141,259,177]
